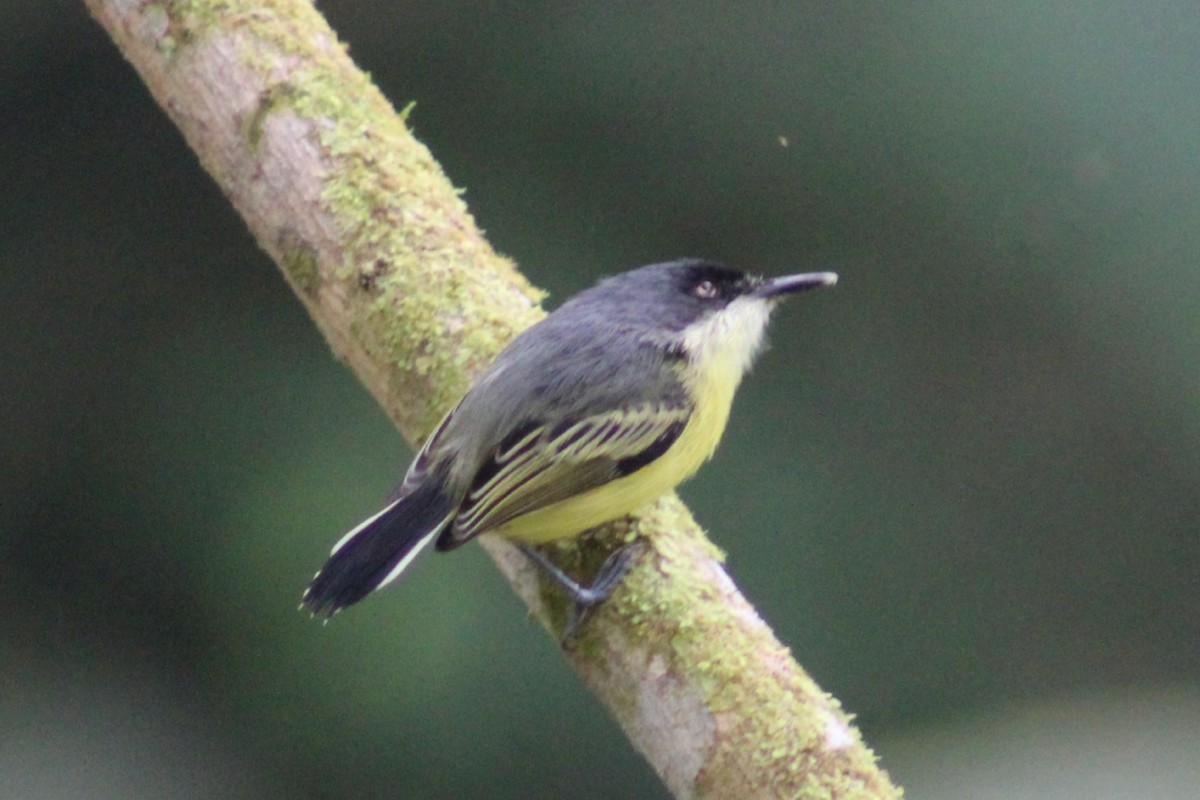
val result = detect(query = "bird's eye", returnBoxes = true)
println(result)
[692,280,718,299]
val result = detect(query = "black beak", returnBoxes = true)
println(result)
[753,271,838,299]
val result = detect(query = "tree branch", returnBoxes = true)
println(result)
[84,1,901,797]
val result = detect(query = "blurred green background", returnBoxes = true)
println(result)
[4,2,1199,798]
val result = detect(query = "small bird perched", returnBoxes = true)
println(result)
[302,259,836,622]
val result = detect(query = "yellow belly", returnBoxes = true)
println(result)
[497,358,740,543]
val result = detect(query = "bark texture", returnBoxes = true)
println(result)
[85,1,901,797]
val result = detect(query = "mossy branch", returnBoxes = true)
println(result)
[84,1,901,797]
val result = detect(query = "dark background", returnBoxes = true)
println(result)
[3,2,1198,798]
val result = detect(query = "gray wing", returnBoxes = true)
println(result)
[439,401,692,547]
[420,317,692,549]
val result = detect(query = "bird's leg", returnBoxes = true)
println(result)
[517,540,644,642]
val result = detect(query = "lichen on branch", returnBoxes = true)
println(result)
[84,1,901,797]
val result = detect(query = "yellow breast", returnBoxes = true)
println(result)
[494,398,730,543]
[499,298,767,543]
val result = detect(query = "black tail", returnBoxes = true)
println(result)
[302,479,456,618]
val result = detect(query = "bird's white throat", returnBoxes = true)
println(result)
[680,295,774,385]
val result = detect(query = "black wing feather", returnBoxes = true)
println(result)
[436,402,692,550]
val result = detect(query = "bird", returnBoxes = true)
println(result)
[302,259,837,625]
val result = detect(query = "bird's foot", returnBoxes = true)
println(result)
[518,539,644,643]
